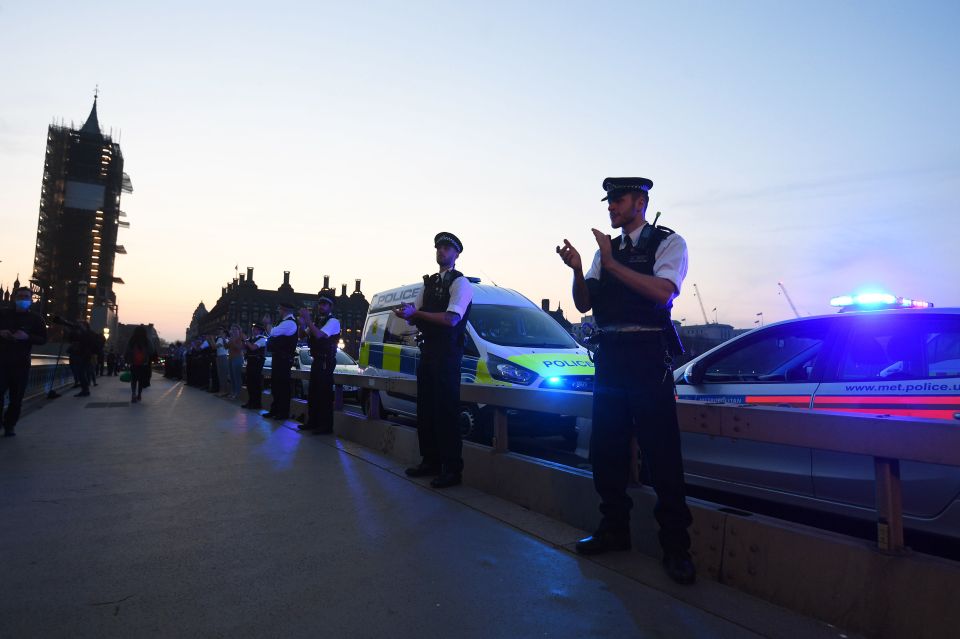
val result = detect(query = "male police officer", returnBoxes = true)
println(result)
[395,232,473,488]
[299,295,340,434]
[263,301,298,421]
[557,177,695,584]
[0,287,48,437]
[241,323,268,410]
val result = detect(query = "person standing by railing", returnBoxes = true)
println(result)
[0,287,48,437]
[262,301,298,421]
[241,322,268,410]
[227,324,245,400]
[396,232,474,488]
[299,295,340,434]
[557,177,695,585]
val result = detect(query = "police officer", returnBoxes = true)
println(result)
[241,323,268,410]
[0,287,48,437]
[396,232,474,488]
[263,300,298,421]
[557,177,695,584]
[298,296,341,434]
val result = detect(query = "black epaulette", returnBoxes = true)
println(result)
[654,225,676,237]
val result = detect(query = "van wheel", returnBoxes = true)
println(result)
[458,405,483,442]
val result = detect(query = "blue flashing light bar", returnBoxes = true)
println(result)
[546,376,562,385]
[830,292,933,311]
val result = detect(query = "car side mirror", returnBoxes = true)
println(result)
[683,360,705,385]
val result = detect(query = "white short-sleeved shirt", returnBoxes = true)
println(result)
[253,335,268,349]
[584,223,689,294]
[215,337,228,357]
[413,270,474,318]
[316,317,341,337]
[270,316,299,337]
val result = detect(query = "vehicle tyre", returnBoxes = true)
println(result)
[458,404,488,443]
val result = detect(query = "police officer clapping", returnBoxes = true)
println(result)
[557,177,695,585]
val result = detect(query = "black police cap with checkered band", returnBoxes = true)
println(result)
[434,232,463,253]
[601,177,653,202]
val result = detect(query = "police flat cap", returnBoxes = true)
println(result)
[277,299,297,309]
[317,295,335,306]
[601,177,653,201]
[434,231,463,253]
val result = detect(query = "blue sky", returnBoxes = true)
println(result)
[2,1,958,339]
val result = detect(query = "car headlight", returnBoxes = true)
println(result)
[487,354,537,386]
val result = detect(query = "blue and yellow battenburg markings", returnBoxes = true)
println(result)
[360,343,593,385]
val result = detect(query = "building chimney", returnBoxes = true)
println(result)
[283,271,290,286]
[354,279,361,293]
[541,298,550,312]
[239,274,246,284]
[341,284,347,297]
[246,267,254,282]
[323,275,330,289]
[222,286,227,297]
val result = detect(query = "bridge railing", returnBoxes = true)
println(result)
[24,358,75,402]
[285,369,960,555]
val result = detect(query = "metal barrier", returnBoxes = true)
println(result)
[290,369,960,555]
[23,362,75,402]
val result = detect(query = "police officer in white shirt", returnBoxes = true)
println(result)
[263,300,299,420]
[299,295,341,434]
[557,177,695,585]
[241,323,269,410]
[395,232,474,488]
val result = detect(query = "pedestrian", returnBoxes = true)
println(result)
[124,324,154,403]
[0,287,48,437]
[227,324,245,399]
[262,301,298,421]
[241,322,268,410]
[106,350,117,376]
[215,328,230,397]
[298,296,340,434]
[66,321,95,397]
[556,177,695,584]
[396,232,474,488]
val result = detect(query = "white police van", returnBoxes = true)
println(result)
[359,280,593,448]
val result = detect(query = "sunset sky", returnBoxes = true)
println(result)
[2,1,958,341]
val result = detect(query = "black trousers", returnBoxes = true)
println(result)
[590,333,692,555]
[416,347,463,473]
[307,364,334,431]
[1,361,29,433]
[270,356,293,418]
[246,362,264,408]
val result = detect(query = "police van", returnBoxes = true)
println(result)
[673,296,960,540]
[359,280,593,448]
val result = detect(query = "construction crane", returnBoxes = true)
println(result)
[778,281,801,318]
[692,283,710,324]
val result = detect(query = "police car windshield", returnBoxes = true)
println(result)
[469,304,578,349]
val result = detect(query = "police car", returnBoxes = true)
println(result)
[263,347,362,399]
[673,294,960,540]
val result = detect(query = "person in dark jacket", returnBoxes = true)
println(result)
[0,287,48,436]
[124,325,154,403]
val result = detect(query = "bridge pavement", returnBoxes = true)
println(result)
[0,377,845,638]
